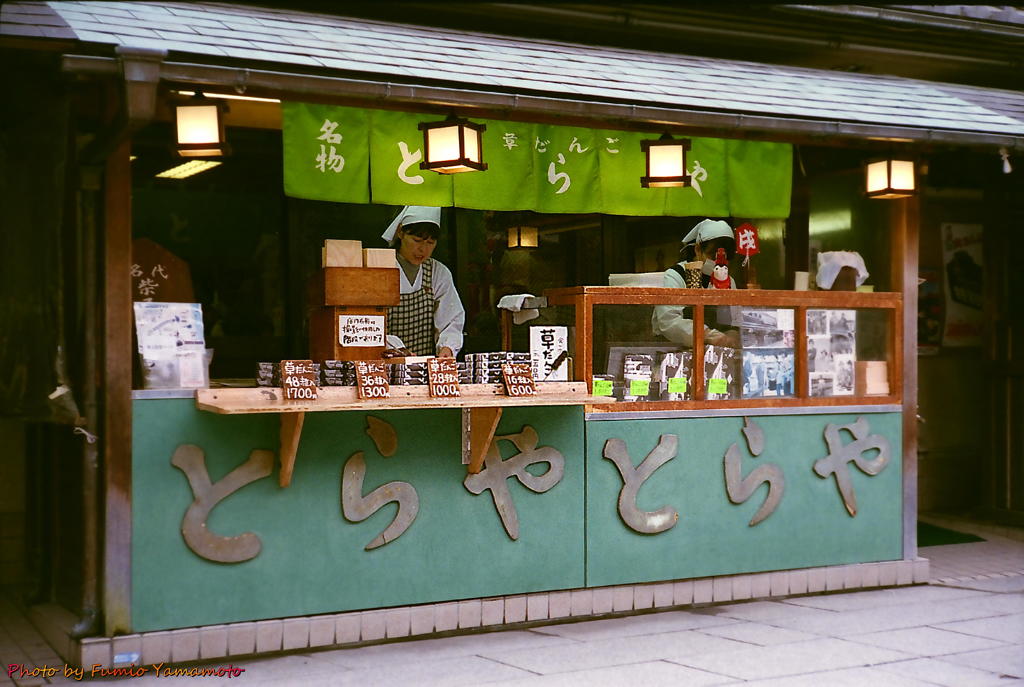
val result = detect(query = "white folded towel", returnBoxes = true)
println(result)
[497,293,540,324]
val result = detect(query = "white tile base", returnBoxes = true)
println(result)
[64,558,927,669]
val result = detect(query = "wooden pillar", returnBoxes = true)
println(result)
[893,195,919,562]
[103,137,133,635]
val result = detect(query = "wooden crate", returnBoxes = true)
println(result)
[309,305,389,362]
[316,267,400,306]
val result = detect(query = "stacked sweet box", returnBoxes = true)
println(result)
[320,360,356,386]
[255,362,323,387]
[621,353,655,401]
[654,351,693,400]
[389,361,471,385]
[466,352,531,385]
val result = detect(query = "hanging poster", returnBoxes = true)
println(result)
[807,309,856,397]
[940,223,984,347]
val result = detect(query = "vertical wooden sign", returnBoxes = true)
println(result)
[280,360,319,401]
[355,360,391,400]
[427,358,461,399]
[501,363,536,397]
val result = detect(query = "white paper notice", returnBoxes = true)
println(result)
[530,326,568,381]
[338,315,385,347]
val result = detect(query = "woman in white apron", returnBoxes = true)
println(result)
[381,206,466,358]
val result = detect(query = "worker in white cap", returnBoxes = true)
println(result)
[651,218,740,347]
[381,206,465,358]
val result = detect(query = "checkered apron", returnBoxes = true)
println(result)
[387,259,435,356]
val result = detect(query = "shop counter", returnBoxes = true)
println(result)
[128,287,907,633]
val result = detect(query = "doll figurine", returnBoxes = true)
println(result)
[710,247,731,289]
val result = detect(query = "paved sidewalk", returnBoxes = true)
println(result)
[4,514,1023,686]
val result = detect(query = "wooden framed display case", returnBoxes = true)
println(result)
[544,287,902,412]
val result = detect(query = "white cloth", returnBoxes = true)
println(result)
[385,257,464,355]
[497,293,540,324]
[382,206,441,243]
[651,264,735,347]
[816,251,869,289]
[681,218,734,246]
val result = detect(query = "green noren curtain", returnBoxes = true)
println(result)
[283,102,791,218]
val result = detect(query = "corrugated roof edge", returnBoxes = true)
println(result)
[60,52,1024,151]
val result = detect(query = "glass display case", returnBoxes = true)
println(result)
[543,287,901,410]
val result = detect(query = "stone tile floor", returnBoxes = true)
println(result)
[4,512,1022,686]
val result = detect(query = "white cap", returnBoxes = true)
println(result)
[382,206,441,243]
[681,219,734,246]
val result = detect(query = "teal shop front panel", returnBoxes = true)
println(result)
[132,400,585,632]
[585,413,902,587]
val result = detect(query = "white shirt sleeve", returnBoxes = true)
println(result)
[651,268,696,346]
[650,266,732,347]
[429,259,465,356]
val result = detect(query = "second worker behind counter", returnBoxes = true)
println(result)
[381,205,466,358]
[651,218,741,348]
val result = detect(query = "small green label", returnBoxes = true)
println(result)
[629,379,650,396]
[668,377,687,394]
[708,378,728,395]
[592,379,613,396]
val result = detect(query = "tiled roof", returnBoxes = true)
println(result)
[893,5,1024,26]
[4,1,1024,141]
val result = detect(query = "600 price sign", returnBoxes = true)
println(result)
[501,363,536,397]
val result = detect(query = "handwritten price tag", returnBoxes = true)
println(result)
[501,363,536,397]
[667,377,687,394]
[280,360,318,401]
[355,360,390,400]
[707,378,728,395]
[592,379,613,396]
[427,358,461,399]
[628,379,650,396]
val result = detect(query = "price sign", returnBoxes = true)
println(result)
[427,357,461,399]
[592,379,613,396]
[628,379,650,396]
[355,360,390,400]
[501,363,536,397]
[280,360,319,401]
[667,377,687,394]
[707,378,728,395]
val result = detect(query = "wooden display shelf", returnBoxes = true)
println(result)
[196,383,613,487]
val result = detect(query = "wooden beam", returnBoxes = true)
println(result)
[102,136,133,636]
[795,305,809,399]
[693,304,705,400]
[894,196,920,562]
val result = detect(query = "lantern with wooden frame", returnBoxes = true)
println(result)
[640,134,691,188]
[174,92,230,158]
[419,116,487,173]
[507,226,538,249]
[865,158,916,199]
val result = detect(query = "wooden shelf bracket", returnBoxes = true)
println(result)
[279,411,306,487]
[463,406,503,474]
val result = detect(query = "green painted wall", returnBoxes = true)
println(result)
[584,413,902,586]
[131,400,585,632]
[132,402,901,631]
